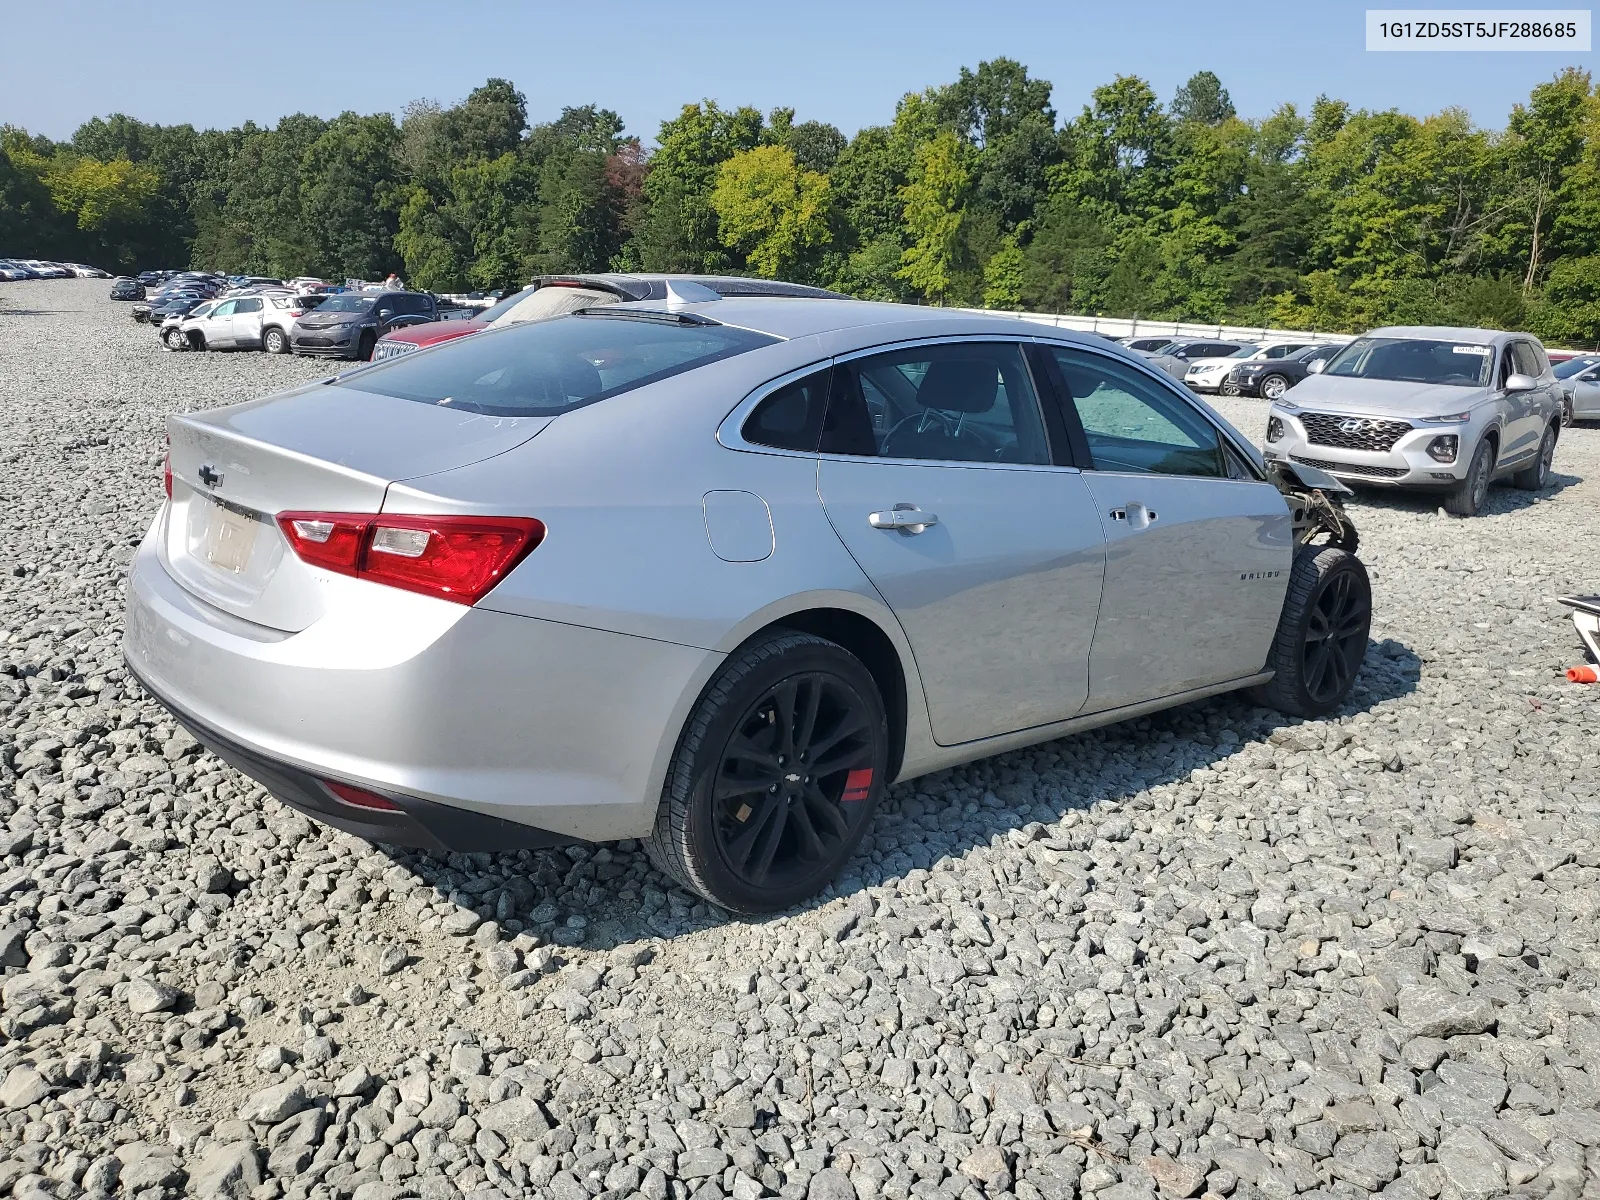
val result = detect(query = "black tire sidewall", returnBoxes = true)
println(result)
[1261,548,1372,718]
[676,638,888,913]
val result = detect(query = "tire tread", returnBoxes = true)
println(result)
[1250,546,1370,718]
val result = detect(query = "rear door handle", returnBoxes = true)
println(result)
[869,505,938,533]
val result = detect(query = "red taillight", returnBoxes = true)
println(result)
[275,511,544,605]
[323,781,401,811]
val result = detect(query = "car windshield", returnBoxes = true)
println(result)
[1292,345,1333,361]
[1323,337,1493,387]
[1553,356,1600,379]
[315,296,376,313]
[336,311,779,417]
[1226,346,1258,359]
[188,303,216,318]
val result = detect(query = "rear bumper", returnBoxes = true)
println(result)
[125,658,574,852]
[122,513,716,843]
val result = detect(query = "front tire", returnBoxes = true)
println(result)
[357,331,376,362]
[646,631,889,914]
[263,327,289,354]
[1443,438,1494,517]
[1250,547,1372,718]
[1260,374,1290,401]
[162,328,186,351]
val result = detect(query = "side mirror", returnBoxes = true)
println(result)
[1504,372,1537,393]
[1307,359,1327,375]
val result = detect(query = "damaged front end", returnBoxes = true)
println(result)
[1266,459,1360,554]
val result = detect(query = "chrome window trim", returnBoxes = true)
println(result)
[717,334,1078,473]
[1029,336,1270,483]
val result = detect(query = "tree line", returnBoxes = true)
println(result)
[5,61,1600,342]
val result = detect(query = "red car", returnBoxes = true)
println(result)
[368,274,848,361]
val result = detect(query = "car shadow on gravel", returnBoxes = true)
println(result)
[376,636,1422,950]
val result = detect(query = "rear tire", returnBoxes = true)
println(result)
[646,631,889,914]
[1250,546,1372,719]
[1442,438,1493,517]
[263,327,288,354]
[1513,424,1557,491]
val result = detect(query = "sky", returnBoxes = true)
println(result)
[7,0,1595,144]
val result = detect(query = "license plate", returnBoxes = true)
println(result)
[202,500,259,574]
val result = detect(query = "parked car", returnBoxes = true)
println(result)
[126,297,1370,912]
[147,296,208,330]
[1184,341,1315,394]
[1225,344,1343,400]
[290,291,438,360]
[137,270,171,288]
[165,294,305,352]
[370,274,850,361]
[1553,354,1600,425]
[1263,326,1563,516]
[1142,339,1253,380]
[110,277,145,301]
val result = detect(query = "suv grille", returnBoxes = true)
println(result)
[1300,412,1412,452]
[371,341,418,362]
[1292,454,1408,479]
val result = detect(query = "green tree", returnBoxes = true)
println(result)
[300,113,404,280]
[633,101,763,272]
[897,129,970,303]
[1171,71,1237,126]
[710,144,831,278]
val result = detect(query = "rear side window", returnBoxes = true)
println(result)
[743,368,832,452]
[336,312,780,417]
[235,298,262,313]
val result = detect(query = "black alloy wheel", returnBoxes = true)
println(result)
[646,631,889,913]
[710,672,877,893]
[1250,546,1372,717]
[1300,566,1370,708]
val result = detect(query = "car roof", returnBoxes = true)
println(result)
[1366,326,1523,344]
[534,273,850,301]
[603,296,1159,354]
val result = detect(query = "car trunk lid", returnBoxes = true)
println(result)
[163,383,549,632]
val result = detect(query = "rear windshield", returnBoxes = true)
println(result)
[335,311,780,417]
[316,295,377,313]
[1324,337,1492,387]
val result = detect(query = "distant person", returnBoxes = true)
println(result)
[383,273,404,291]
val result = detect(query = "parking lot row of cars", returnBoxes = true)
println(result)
[1,258,111,281]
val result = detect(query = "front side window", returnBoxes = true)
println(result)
[1048,347,1226,477]
[742,368,832,452]
[211,300,236,318]
[337,312,779,417]
[820,342,1051,465]
[1510,342,1544,378]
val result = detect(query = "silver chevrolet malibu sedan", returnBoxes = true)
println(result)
[124,291,1372,912]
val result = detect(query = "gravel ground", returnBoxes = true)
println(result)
[2,278,1599,1200]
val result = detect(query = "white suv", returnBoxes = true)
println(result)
[166,294,300,352]
[1185,341,1314,394]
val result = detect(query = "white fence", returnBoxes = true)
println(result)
[956,308,1358,345]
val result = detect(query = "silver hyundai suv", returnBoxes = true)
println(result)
[1261,326,1563,516]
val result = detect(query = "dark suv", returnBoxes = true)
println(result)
[289,291,438,360]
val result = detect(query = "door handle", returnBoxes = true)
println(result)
[1110,504,1158,529]
[869,505,938,533]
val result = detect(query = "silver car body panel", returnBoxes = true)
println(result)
[126,299,1303,843]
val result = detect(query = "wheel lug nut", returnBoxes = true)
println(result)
[769,784,778,793]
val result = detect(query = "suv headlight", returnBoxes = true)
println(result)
[1423,411,1473,423]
